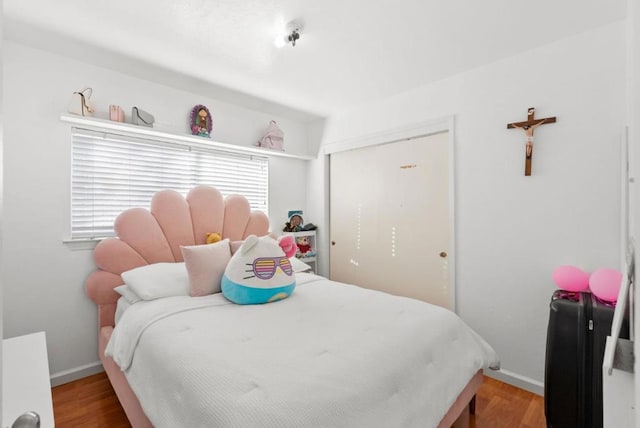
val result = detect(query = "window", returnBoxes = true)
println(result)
[71,128,269,239]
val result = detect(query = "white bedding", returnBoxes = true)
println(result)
[114,296,131,324]
[106,273,499,427]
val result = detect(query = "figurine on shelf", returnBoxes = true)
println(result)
[296,236,311,255]
[283,213,303,232]
[190,104,213,137]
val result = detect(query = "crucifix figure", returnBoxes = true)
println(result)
[507,107,556,176]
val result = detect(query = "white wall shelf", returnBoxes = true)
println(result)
[60,114,315,161]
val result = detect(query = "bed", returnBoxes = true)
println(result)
[85,185,499,427]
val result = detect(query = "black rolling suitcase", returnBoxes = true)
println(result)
[544,290,628,428]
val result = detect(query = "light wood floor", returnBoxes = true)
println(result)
[52,372,545,427]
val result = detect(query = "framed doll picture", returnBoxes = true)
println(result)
[190,105,213,137]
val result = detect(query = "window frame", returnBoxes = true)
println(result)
[69,124,270,241]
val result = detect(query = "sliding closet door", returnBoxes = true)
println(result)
[329,132,451,309]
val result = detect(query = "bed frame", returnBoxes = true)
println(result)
[84,185,481,427]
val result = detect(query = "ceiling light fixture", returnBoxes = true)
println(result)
[287,29,301,47]
[274,20,303,48]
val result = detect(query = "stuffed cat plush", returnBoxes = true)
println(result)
[221,235,297,304]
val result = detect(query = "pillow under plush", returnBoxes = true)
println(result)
[121,262,190,300]
[181,239,232,296]
[222,235,296,305]
[290,257,313,273]
[114,285,142,304]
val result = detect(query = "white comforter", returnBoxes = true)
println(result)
[106,274,499,428]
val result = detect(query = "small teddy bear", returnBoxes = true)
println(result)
[206,232,222,244]
[296,236,311,255]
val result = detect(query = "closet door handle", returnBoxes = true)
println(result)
[331,241,336,246]
[439,251,447,258]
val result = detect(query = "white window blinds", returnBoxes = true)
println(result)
[71,128,269,239]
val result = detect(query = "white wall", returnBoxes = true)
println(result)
[2,41,312,383]
[311,22,626,392]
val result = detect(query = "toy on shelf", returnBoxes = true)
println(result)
[283,210,317,232]
[283,213,304,232]
[292,234,316,259]
[297,250,317,259]
[296,236,311,255]
[190,104,213,138]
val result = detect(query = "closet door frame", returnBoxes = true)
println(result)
[323,115,457,311]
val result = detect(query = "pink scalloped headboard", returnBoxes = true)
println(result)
[85,186,270,327]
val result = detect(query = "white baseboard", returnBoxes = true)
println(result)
[484,368,544,396]
[50,361,104,387]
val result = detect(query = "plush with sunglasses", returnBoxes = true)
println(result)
[221,234,297,304]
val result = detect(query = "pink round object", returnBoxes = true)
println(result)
[278,235,297,258]
[552,265,590,292]
[589,268,623,302]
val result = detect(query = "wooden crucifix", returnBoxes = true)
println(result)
[507,107,556,176]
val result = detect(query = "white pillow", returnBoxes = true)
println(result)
[114,285,142,304]
[181,240,232,296]
[290,257,312,273]
[121,262,190,300]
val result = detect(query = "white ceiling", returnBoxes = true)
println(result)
[4,0,627,119]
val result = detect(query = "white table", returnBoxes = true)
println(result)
[3,332,54,428]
